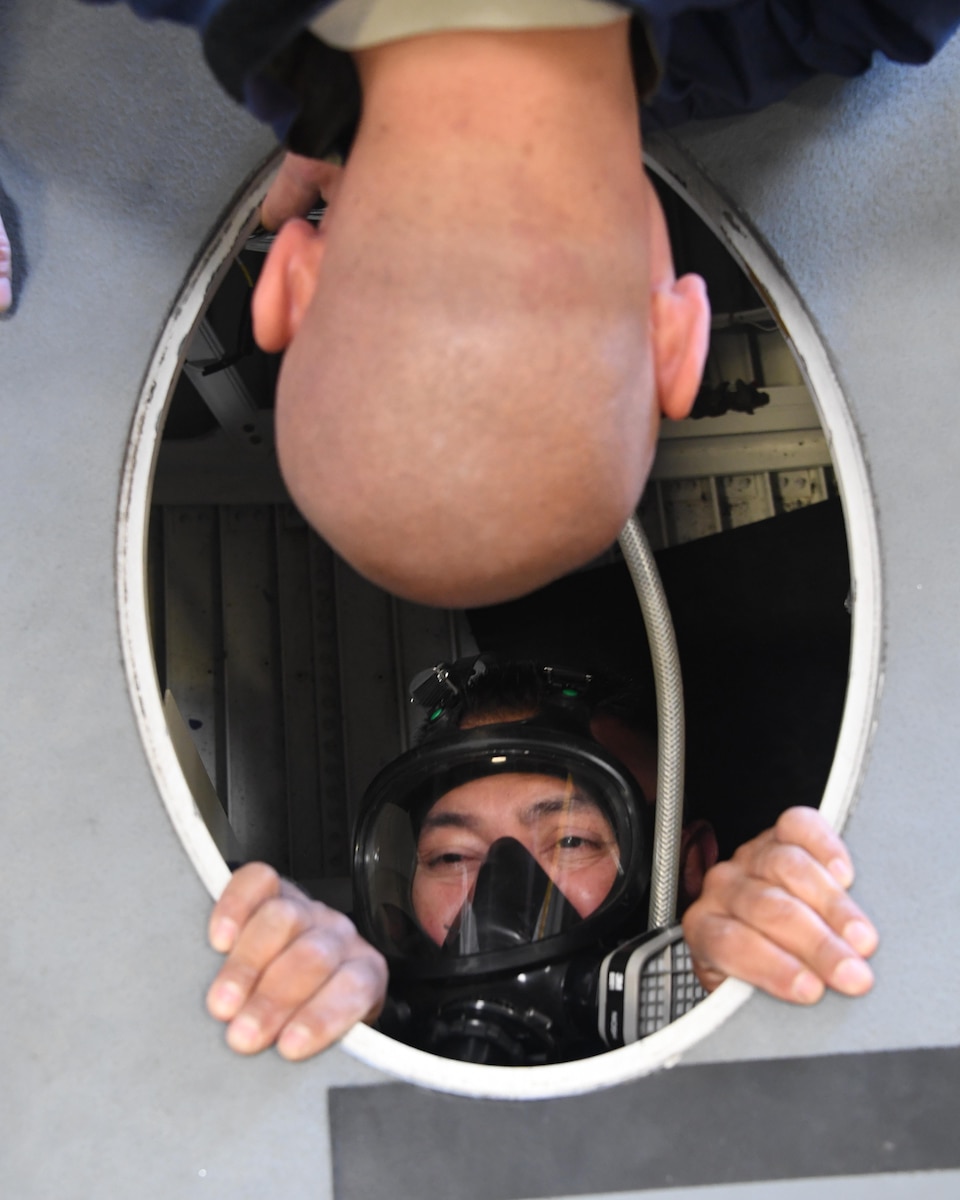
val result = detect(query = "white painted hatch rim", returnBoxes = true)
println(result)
[116,148,883,1101]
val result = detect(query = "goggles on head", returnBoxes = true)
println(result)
[408,655,599,733]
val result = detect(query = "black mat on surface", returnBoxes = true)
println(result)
[330,1045,960,1199]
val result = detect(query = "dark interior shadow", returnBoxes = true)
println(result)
[469,499,851,859]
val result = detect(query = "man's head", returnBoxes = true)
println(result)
[352,656,718,1063]
[254,24,710,606]
[410,658,717,915]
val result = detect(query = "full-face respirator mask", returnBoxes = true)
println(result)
[352,658,705,1066]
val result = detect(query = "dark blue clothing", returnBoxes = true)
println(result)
[641,1,960,126]
[82,1,960,154]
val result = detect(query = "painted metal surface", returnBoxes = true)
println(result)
[3,1,959,1195]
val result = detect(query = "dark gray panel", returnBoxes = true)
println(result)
[220,504,288,864]
[275,506,328,881]
[334,560,404,810]
[309,533,353,880]
[162,506,223,793]
[330,1046,960,1200]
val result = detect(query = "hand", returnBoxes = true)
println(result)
[682,807,878,1004]
[206,862,388,1060]
[0,208,11,313]
[259,152,344,231]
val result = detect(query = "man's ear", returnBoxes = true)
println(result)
[650,272,711,421]
[251,218,327,353]
[678,819,719,908]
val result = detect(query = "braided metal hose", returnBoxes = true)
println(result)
[618,515,685,930]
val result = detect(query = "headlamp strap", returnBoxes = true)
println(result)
[408,665,460,719]
[408,655,491,725]
[541,665,593,698]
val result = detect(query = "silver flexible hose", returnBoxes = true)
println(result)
[617,515,685,930]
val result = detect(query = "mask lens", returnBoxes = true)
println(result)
[359,750,634,963]
[413,772,620,950]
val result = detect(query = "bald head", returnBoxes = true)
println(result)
[255,25,710,606]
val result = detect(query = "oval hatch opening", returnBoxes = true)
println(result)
[118,151,881,1100]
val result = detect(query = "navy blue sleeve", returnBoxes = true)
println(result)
[201,1,359,153]
[75,0,224,26]
[630,0,960,126]
[77,1,960,142]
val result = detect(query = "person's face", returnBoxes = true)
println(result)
[411,772,621,946]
